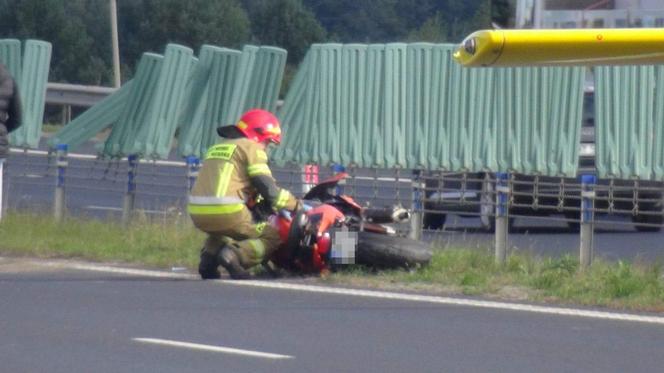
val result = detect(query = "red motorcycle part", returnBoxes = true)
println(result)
[308,204,344,234]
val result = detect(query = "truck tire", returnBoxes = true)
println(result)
[355,231,432,269]
[423,211,446,230]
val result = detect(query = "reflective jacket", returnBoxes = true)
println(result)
[188,137,297,215]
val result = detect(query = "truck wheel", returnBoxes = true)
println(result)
[423,211,446,230]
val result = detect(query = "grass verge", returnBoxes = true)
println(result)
[0,211,203,269]
[1,212,663,312]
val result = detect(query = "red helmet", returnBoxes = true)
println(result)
[234,109,282,144]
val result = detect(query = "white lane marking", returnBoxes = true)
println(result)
[33,260,664,326]
[132,338,293,359]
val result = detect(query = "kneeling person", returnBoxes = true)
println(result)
[188,109,298,279]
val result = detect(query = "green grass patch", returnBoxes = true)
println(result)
[2,212,664,311]
[0,211,204,269]
[327,250,664,312]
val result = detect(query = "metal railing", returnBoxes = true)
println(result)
[3,149,664,268]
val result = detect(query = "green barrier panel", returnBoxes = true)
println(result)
[274,46,312,163]
[654,66,664,181]
[10,40,52,148]
[226,45,287,123]
[177,45,241,158]
[48,81,133,150]
[494,66,584,177]
[274,43,496,170]
[177,45,286,159]
[101,53,164,158]
[338,44,368,167]
[441,45,496,172]
[130,44,194,159]
[0,39,22,78]
[595,66,655,180]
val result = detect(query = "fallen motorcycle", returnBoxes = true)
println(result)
[256,172,433,275]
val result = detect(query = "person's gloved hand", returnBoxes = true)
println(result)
[293,199,311,213]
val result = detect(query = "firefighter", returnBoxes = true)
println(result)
[188,109,299,279]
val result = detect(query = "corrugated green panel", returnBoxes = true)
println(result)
[177,45,241,158]
[315,43,342,166]
[339,44,368,167]
[10,40,52,148]
[246,46,287,112]
[403,44,495,171]
[226,45,287,123]
[102,53,164,157]
[654,66,664,181]
[274,43,497,170]
[274,46,313,163]
[362,44,386,167]
[494,66,584,176]
[226,45,259,123]
[48,81,133,150]
[457,48,495,172]
[382,43,408,168]
[595,66,655,180]
[0,39,22,78]
[130,44,194,159]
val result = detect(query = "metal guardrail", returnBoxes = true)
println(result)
[46,83,116,108]
[4,151,664,269]
[45,83,284,109]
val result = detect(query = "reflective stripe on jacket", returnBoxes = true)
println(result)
[188,137,297,215]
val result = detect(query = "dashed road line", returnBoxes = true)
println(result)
[132,338,293,359]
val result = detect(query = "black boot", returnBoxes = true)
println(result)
[198,250,221,280]
[218,246,250,280]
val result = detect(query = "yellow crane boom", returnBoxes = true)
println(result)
[453,28,664,67]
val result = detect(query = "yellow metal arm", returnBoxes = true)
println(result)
[454,28,664,67]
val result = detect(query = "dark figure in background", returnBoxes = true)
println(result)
[0,63,22,159]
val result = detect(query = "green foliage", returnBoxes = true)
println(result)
[247,0,326,63]
[0,0,112,84]
[0,0,508,86]
[119,0,251,77]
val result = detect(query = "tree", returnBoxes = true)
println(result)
[248,0,326,63]
[491,0,515,28]
[0,0,112,84]
[304,0,408,42]
[407,13,448,43]
[137,0,250,52]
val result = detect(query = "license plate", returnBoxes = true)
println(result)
[329,228,357,265]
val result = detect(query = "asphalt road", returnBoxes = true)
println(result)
[4,140,664,262]
[2,257,664,373]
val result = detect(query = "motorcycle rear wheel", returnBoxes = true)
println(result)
[355,232,432,269]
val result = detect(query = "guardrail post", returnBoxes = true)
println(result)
[580,174,596,269]
[409,170,423,241]
[495,172,510,264]
[54,144,68,222]
[185,156,200,192]
[0,158,5,221]
[122,154,138,225]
